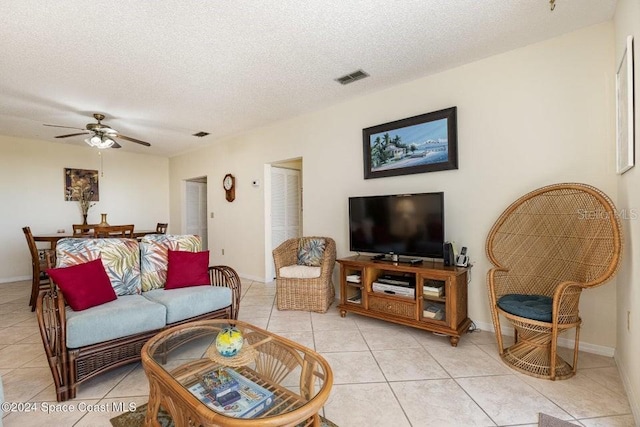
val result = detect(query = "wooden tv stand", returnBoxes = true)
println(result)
[337,256,471,346]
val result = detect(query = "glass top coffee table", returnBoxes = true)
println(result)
[141,319,333,427]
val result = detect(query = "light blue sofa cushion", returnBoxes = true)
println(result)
[143,286,232,324]
[66,295,167,348]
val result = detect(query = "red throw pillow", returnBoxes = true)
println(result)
[165,250,211,289]
[46,258,117,311]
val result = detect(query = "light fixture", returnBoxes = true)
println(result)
[85,133,115,149]
[549,0,556,11]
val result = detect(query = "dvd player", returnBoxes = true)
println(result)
[376,278,413,286]
[372,282,415,298]
[376,274,415,287]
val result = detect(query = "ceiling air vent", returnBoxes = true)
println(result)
[335,69,369,85]
[192,131,210,137]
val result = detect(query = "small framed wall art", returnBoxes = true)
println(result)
[616,35,635,175]
[65,168,99,201]
[363,107,458,179]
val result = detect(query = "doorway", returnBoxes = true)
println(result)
[264,159,302,282]
[185,177,208,250]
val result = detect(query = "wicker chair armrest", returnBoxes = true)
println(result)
[552,281,584,325]
[36,286,70,401]
[273,239,300,277]
[487,267,510,299]
[209,266,242,319]
[487,267,558,299]
[319,238,337,279]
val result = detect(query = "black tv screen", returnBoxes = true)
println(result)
[349,193,444,258]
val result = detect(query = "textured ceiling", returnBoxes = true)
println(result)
[0,0,616,157]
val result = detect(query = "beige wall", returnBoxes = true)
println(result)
[0,135,170,281]
[170,23,617,350]
[614,0,640,421]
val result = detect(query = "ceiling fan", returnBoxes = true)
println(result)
[44,113,151,149]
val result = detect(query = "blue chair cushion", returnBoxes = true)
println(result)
[66,295,167,348]
[143,286,232,324]
[497,294,553,322]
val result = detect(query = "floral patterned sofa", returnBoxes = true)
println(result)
[36,234,240,402]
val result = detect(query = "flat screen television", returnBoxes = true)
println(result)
[349,192,444,259]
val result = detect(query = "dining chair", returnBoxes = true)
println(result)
[22,227,53,311]
[93,224,135,237]
[72,224,96,235]
[155,223,168,234]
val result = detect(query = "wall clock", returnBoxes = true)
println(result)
[223,174,235,202]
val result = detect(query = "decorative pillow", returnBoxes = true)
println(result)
[297,238,326,267]
[165,250,211,289]
[55,237,141,295]
[47,258,117,311]
[140,234,202,291]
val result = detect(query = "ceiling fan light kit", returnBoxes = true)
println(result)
[85,134,115,149]
[45,113,151,150]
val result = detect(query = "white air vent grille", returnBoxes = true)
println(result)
[335,69,369,85]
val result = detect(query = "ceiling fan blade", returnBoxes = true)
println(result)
[44,124,85,130]
[55,132,90,138]
[116,134,151,147]
[112,141,122,149]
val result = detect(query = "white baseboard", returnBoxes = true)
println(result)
[473,320,615,357]
[0,275,29,284]
[614,354,640,424]
[238,273,266,283]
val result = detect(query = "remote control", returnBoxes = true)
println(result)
[217,390,241,406]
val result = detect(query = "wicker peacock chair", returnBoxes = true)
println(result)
[486,183,622,380]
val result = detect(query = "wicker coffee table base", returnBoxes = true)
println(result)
[145,361,321,427]
[142,320,332,427]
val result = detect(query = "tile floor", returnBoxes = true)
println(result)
[0,278,636,426]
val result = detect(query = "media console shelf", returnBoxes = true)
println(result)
[337,255,471,346]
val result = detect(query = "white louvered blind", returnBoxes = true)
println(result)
[270,167,301,279]
[186,180,208,249]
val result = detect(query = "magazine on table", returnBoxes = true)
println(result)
[188,367,274,418]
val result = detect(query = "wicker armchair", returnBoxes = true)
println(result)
[486,183,622,380]
[273,237,336,313]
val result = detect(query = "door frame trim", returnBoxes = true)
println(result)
[263,164,273,283]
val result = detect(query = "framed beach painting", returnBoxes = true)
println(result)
[363,107,458,179]
[616,35,635,175]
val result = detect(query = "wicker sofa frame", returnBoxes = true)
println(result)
[273,237,336,313]
[36,266,241,402]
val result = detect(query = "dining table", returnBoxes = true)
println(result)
[33,230,158,248]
